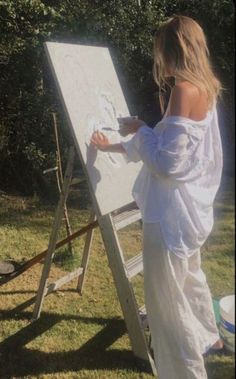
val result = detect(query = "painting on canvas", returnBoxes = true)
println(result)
[45,42,142,215]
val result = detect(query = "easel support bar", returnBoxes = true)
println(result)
[46,267,83,295]
[0,219,98,286]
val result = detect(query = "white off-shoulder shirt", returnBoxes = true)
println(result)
[121,105,223,258]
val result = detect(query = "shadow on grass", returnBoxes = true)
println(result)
[0,311,151,378]
[0,302,234,379]
[205,359,235,379]
[53,247,82,272]
[0,310,234,379]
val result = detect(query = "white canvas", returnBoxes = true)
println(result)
[45,42,142,215]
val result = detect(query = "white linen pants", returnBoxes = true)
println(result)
[143,223,220,379]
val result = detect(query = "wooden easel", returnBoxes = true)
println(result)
[35,40,157,376]
[32,145,157,376]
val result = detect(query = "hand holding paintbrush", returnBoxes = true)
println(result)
[91,116,146,152]
[117,116,146,136]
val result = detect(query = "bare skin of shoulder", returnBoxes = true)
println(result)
[166,80,210,121]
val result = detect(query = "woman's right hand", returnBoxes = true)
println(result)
[90,131,110,151]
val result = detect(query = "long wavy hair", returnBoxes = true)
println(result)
[153,15,222,114]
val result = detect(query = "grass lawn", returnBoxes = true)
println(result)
[0,175,234,379]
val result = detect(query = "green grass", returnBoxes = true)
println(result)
[0,176,235,379]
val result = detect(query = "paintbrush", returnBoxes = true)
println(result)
[101,116,138,134]
[101,127,118,132]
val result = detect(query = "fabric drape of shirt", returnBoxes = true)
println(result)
[121,105,223,258]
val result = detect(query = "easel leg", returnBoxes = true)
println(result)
[53,112,74,256]
[32,147,75,321]
[77,211,96,295]
[63,202,74,256]
[56,168,74,256]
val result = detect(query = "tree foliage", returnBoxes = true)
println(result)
[0,0,234,195]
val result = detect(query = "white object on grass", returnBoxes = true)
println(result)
[219,294,235,352]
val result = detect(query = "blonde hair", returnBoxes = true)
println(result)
[153,15,222,114]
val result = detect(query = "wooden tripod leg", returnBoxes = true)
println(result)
[32,147,75,321]
[56,169,74,256]
[53,113,74,257]
[77,211,96,295]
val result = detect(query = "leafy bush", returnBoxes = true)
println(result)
[0,0,234,196]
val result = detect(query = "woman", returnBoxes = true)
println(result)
[91,15,223,379]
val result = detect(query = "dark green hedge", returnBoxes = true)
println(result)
[0,0,234,196]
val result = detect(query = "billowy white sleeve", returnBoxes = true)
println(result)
[120,135,142,162]
[122,124,201,179]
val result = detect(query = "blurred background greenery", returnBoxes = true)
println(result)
[0,0,234,199]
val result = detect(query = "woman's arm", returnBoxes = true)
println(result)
[90,131,125,153]
[90,116,145,153]
[132,125,195,178]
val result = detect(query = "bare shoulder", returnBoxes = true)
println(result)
[173,81,200,97]
[168,81,200,119]
[167,80,211,121]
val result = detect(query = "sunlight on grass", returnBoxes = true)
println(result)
[0,176,234,378]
